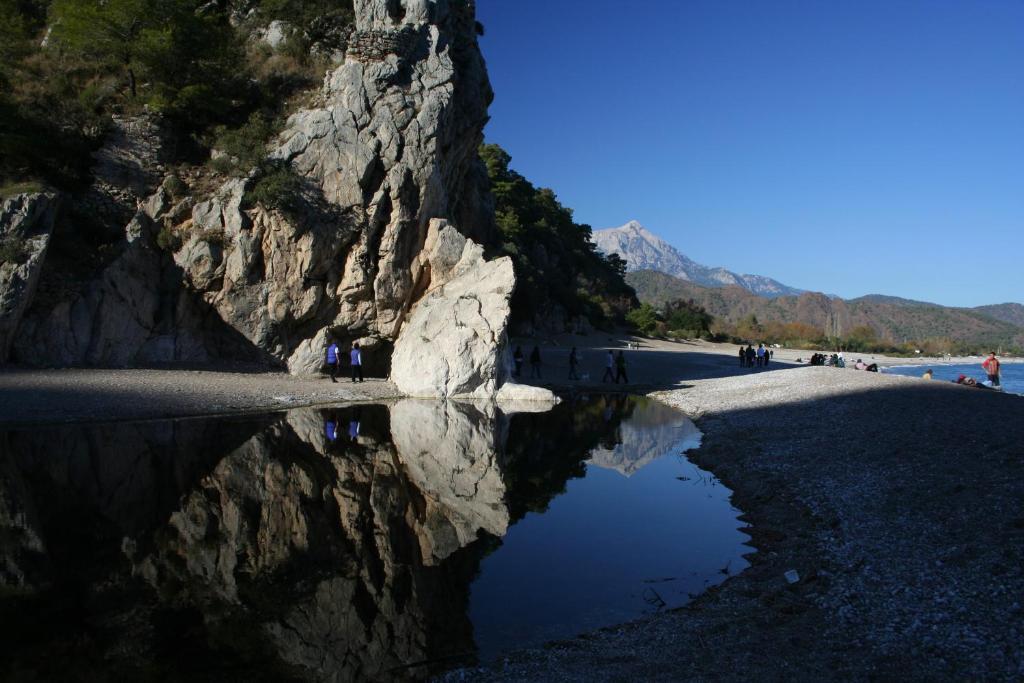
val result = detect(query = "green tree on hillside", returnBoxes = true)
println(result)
[49,0,160,98]
[663,299,712,335]
[626,303,659,336]
[736,313,763,340]
[480,143,636,331]
[47,0,243,124]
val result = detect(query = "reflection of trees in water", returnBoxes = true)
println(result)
[0,397,638,680]
[500,394,637,521]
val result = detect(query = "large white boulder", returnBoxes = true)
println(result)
[391,221,558,401]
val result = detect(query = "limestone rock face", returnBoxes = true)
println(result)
[0,193,59,362]
[390,221,514,398]
[5,0,494,379]
[266,0,494,363]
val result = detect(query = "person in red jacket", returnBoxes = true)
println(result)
[982,352,1001,387]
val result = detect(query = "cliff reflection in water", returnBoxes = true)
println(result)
[0,395,745,680]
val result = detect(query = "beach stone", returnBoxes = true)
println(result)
[494,381,562,404]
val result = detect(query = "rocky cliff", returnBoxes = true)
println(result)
[1,0,508,392]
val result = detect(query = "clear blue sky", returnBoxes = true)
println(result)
[476,0,1024,307]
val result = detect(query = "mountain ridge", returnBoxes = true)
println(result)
[592,220,803,298]
[627,270,1024,352]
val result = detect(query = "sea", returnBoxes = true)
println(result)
[882,361,1024,395]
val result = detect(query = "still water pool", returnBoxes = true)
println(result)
[0,395,750,680]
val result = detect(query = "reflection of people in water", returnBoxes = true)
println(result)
[349,408,361,441]
[324,416,339,442]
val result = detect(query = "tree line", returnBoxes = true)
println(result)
[0,0,353,192]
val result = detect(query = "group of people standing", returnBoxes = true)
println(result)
[512,345,630,384]
[738,343,772,368]
[325,339,364,383]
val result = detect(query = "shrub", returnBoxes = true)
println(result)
[211,112,279,175]
[196,228,226,245]
[0,235,29,265]
[626,303,660,336]
[155,224,182,252]
[161,174,188,198]
[0,180,45,199]
[242,160,304,215]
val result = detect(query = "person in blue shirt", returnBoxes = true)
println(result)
[350,342,364,383]
[324,417,338,442]
[326,339,340,382]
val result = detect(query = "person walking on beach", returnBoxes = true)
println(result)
[614,350,629,384]
[350,342,364,383]
[602,350,615,383]
[530,346,542,378]
[513,346,524,377]
[568,347,580,380]
[763,345,770,368]
[756,343,765,367]
[326,339,340,382]
[738,345,746,367]
[982,351,1001,387]
[745,345,755,368]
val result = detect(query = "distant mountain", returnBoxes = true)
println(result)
[973,303,1024,328]
[627,270,1024,351]
[592,220,803,298]
[851,294,939,308]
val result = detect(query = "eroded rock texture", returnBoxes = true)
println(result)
[390,220,515,397]
[0,193,59,362]
[7,0,495,382]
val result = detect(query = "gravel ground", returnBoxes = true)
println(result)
[0,367,402,426]
[447,364,1024,681]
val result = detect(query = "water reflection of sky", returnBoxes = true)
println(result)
[469,396,750,661]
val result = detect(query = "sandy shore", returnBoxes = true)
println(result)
[451,346,1024,681]
[0,367,404,426]
[0,336,1012,425]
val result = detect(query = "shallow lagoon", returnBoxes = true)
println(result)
[0,395,750,679]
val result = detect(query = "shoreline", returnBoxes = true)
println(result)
[454,367,1023,681]
[2,340,1022,679]
[1,336,1019,426]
